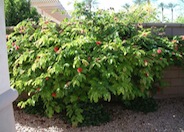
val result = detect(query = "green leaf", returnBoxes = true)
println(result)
[70,95,78,103]
[103,92,111,102]
[82,59,89,66]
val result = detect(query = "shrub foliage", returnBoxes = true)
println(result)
[123,97,158,113]
[7,2,183,126]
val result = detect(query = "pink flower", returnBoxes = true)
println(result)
[15,45,20,50]
[181,36,184,40]
[172,40,177,43]
[77,67,83,73]
[44,21,49,24]
[157,49,162,54]
[12,42,16,46]
[54,46,59,53]
[96,41,102,45]
[51,92,56,97]
[19,30,23,33]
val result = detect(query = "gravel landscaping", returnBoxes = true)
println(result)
[15,97,184,132]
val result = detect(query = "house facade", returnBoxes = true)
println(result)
[30,0,70,23]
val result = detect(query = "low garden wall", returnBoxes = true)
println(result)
[7,23,184,36]
[155,66,184,98]
[143,23,184,36]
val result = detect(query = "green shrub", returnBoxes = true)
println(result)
[23,97,45,116]
[170,36,184,66]
[7,2,183,126]
[123,97,158,113]
[62,102,110,127]
[79,102,110,126]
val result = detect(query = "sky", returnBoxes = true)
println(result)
[59,0,184,21]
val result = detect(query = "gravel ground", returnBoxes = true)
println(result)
[15,97,184,132]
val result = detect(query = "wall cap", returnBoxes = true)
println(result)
[0,88,18,111]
